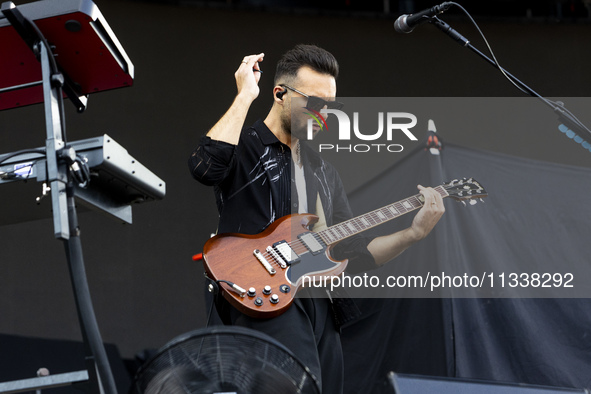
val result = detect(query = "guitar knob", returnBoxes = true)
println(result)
[263,285,272,295]
[270,294,279,304]
[247,287,256,297]
[254,297,263,306]
[280,284,291,293]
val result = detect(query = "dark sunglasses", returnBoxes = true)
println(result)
[280,84,344,112]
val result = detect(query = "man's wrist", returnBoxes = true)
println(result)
[235,89,258,105]
[404,226,424,244]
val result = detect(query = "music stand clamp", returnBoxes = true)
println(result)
[0,1,142,393]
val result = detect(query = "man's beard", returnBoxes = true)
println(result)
[282,112,311,141]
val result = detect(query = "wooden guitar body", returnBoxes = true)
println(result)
[202,178,487,318]
[203,213,348,318]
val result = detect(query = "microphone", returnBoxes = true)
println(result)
[394,2,453,33]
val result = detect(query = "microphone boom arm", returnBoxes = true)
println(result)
[429,16,591,142]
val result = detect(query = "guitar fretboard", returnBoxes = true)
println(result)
[317,185,448,245]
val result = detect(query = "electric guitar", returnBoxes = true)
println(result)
[202,178,487,318]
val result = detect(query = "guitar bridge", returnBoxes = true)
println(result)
[254,249,276,275]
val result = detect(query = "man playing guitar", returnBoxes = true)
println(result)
[189,44,444,394]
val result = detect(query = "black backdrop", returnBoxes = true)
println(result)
[341,143,591,392]
[0,0,591,390]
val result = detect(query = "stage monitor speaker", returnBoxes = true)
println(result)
[377,373,590,394]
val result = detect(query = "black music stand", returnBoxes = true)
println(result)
[0,1,144,393]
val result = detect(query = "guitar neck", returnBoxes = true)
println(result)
[317,185,448,246]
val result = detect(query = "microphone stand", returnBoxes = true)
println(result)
[429,16,591,148]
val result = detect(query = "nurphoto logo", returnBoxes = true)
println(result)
[305,107,419,153]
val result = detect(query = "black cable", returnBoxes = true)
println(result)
[63,183,118,394]
[0,148,92,186]
[1,159,39,180]
[446,2,591,137]
[70,155,91,187]
[205,290,218,328]
[23,15,68,142]
[447,2,533,97]
[0,148,46,165]
[77,156,91,184]
[203,274,220,327]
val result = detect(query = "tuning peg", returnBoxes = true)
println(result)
[470,200,477,206]
[479,198,485,203]
[461,201,466,207]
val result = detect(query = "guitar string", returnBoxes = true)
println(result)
[258,185,453,268]
[259,195,428,265]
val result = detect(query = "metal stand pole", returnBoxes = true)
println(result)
[0,4,118,392]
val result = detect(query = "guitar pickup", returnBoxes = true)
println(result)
[273,241,299,265]
[298,232,325,255]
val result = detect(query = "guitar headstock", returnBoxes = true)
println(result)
[443,178,488,205]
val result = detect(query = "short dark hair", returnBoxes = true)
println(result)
[274,44,339,85]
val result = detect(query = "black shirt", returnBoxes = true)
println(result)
[189,119,376,273]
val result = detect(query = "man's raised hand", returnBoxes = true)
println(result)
[235,53,265,101]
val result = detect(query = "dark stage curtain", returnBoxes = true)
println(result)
[340,141,591,392]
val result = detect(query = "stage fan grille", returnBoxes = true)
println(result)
[131,326,320,394]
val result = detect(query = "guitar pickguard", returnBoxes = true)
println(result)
[285,238,341,285]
